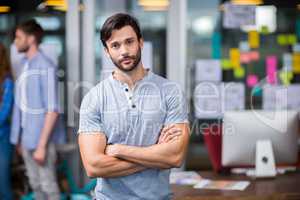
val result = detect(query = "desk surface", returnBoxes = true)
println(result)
[172,171,300,200]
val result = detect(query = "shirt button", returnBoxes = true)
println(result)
[129,96,132,100]
[132,104,136,108]
[125,88,129,92]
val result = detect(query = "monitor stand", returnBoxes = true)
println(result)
[248,140,277,178]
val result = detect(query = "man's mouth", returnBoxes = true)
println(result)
[121,57,133,64]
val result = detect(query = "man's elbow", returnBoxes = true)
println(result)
[85,167,98,178]
[83,159,106,178]
[169,154,185,168]
[85,165,110,178]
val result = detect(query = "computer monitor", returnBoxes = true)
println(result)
[222,110,299,167]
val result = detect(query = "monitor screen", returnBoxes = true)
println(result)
[222,110,299,167]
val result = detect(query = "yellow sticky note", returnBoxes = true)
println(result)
[230,48,240,69]
[248,31,259,48]
[221,59,232,70]
[277,34,287,46]
[234,67,245,79]
[260,26,269,35]
[277,34,288,46]
[287,34,297,45]
[293,53,300,73]
[279,71,293,85]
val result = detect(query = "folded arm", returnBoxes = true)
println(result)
[106,123,190,169]
[78,132,146,178]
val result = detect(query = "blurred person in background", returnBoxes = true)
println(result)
[10,19,64,200]
[0,42,14,200]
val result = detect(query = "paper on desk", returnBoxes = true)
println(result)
[169,171,202,185]
[195,59,222,82]
[223,2,255,29]
[193,179,250,191]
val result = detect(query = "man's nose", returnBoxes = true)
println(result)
[120,44,129,56]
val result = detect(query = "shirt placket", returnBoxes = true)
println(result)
[123,84,139,141]
[21,61,30,128]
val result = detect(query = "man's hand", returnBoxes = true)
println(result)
[158,124,182,144]
[33,146,47,165]
[105,144,121,157]
[105,125,183,157]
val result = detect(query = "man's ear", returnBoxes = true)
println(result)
[139,38,144,49]
[27,35,36,46]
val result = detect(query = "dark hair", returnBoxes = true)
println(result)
[17,19,44,44]
[100,13,142,48]
[0,43,12,99]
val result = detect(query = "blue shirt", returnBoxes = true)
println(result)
[10,51,65,150]
[78,71,189,200]
[0,77,14,139]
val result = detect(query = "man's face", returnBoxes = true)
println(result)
[14,29,30,53]
[105,25,143,72]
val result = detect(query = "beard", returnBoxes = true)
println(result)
[111,47,142,72]
[17,44,30,53]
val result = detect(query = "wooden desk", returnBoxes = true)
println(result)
[172,171,300,200]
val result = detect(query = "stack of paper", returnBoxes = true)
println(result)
[194,179,250,191]
[169,171,202,185]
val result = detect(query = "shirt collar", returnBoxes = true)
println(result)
[109,69,152,87]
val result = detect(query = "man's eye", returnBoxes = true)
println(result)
[111,43,119,49]
[126,40,134,45]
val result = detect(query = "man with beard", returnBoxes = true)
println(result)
[78,13,190,200]
[10,19,64,200]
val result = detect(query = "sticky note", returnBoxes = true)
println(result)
[277,34,288,46]
[266,55,277,84]
[247,74,258,87]
[252,86,262,96]
[282,53,292,71]
[293,43,300,52]
[240,52,251,64]
[221,59,232,70]
[287,34,297,45]
[212,32,221,59]
[234,67,245,79]
[248,30,259,48]
[249,51,260,61]
[279,71,293,85]
[195,60,222,82]
[260,25,269,35]
[239,41,250,52]
[292,53,300,73]
[230,48,240,68]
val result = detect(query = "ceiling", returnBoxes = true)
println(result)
[221,0,299,8]
[0,0,299,13]
[0,0,43,12]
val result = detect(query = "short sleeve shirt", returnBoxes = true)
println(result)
[78,71,189,200]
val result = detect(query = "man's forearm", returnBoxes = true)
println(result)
[111,141,183,169]
[37,112,58,148]
[108,124,190,169]
[86,154,145,178]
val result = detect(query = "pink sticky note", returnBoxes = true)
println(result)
[247,74,258,87]
[249,51,260,61]
[266,55,277,84]
[240,53,251,64]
